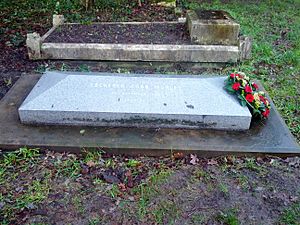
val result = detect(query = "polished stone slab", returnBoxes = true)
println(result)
[18,71,251,130]
[0,73,299,156]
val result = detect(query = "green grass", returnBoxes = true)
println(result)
[54,156,81,178]
[280,202,300,225]
[191,213,207,224]
[152,200,180,224]
[217,208,240,225]
[0,148,49,223]
[131,168,173,221]
[219,182,229,197]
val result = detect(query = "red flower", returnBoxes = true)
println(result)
[252,82,259,90]
[262,109,270,118]
[232,82,240,91]
[259,96,267,104]
[230,73,235,78]
[245,94,254,103]
[245,85,252,93]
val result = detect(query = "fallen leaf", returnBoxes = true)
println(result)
[190,154,199,165]
[128,196,135,201]
[125,170,134,188]
[118,183,126,191]
[101,172,121,184]
[173,152,184,160]
[80,165,89,175]
[207,159,218,166]
[290,196,299,202]
[86,160,96,167]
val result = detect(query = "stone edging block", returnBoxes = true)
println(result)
[26,33,41,60]
[187,10,240,46]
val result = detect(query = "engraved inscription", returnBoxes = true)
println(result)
[90,82,179,96]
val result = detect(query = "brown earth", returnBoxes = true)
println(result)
[45,23,191,45]
[1,151,299,224]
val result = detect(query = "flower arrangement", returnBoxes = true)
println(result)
[224,72,271,120]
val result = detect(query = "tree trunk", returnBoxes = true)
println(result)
[82,0,94,11]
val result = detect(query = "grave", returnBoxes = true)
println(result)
[0,73,299,156]
[18,71,252,130]
[1,9,298,156]
[25,11,251,63]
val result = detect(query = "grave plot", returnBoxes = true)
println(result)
[0,71,299,156]
[26,11,252,63]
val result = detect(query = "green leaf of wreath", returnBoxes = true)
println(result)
[241,100,247,107]
[226,86,235,93]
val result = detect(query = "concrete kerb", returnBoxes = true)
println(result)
[41,43,239,62]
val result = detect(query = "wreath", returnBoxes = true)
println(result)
[224,72,271,120]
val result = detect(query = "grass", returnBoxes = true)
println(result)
[280,202,300,225]
[217,208,240,225]
[191,213,207,224]
[0,148,300,224]
[131,168,173,222]
[152,200,180,224]
[192,168,214,183]
[0,148,49,223]
[54,155,81,178]
[219,182,229,197]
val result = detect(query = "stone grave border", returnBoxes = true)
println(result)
[26,15,251,63]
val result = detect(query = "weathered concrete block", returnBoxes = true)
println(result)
[53,14,65,27]
[26,33,41,60]
[187,10,240,46]
[41,43,239,63]
[239,36,252,60]
[18,71,252,130]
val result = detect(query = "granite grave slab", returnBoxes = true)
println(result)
[0,73,299,156]
[18,72,252,130]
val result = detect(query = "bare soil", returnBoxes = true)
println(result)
[45,23,191,45]
[1,151,299,224]
[195,10,229,20]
